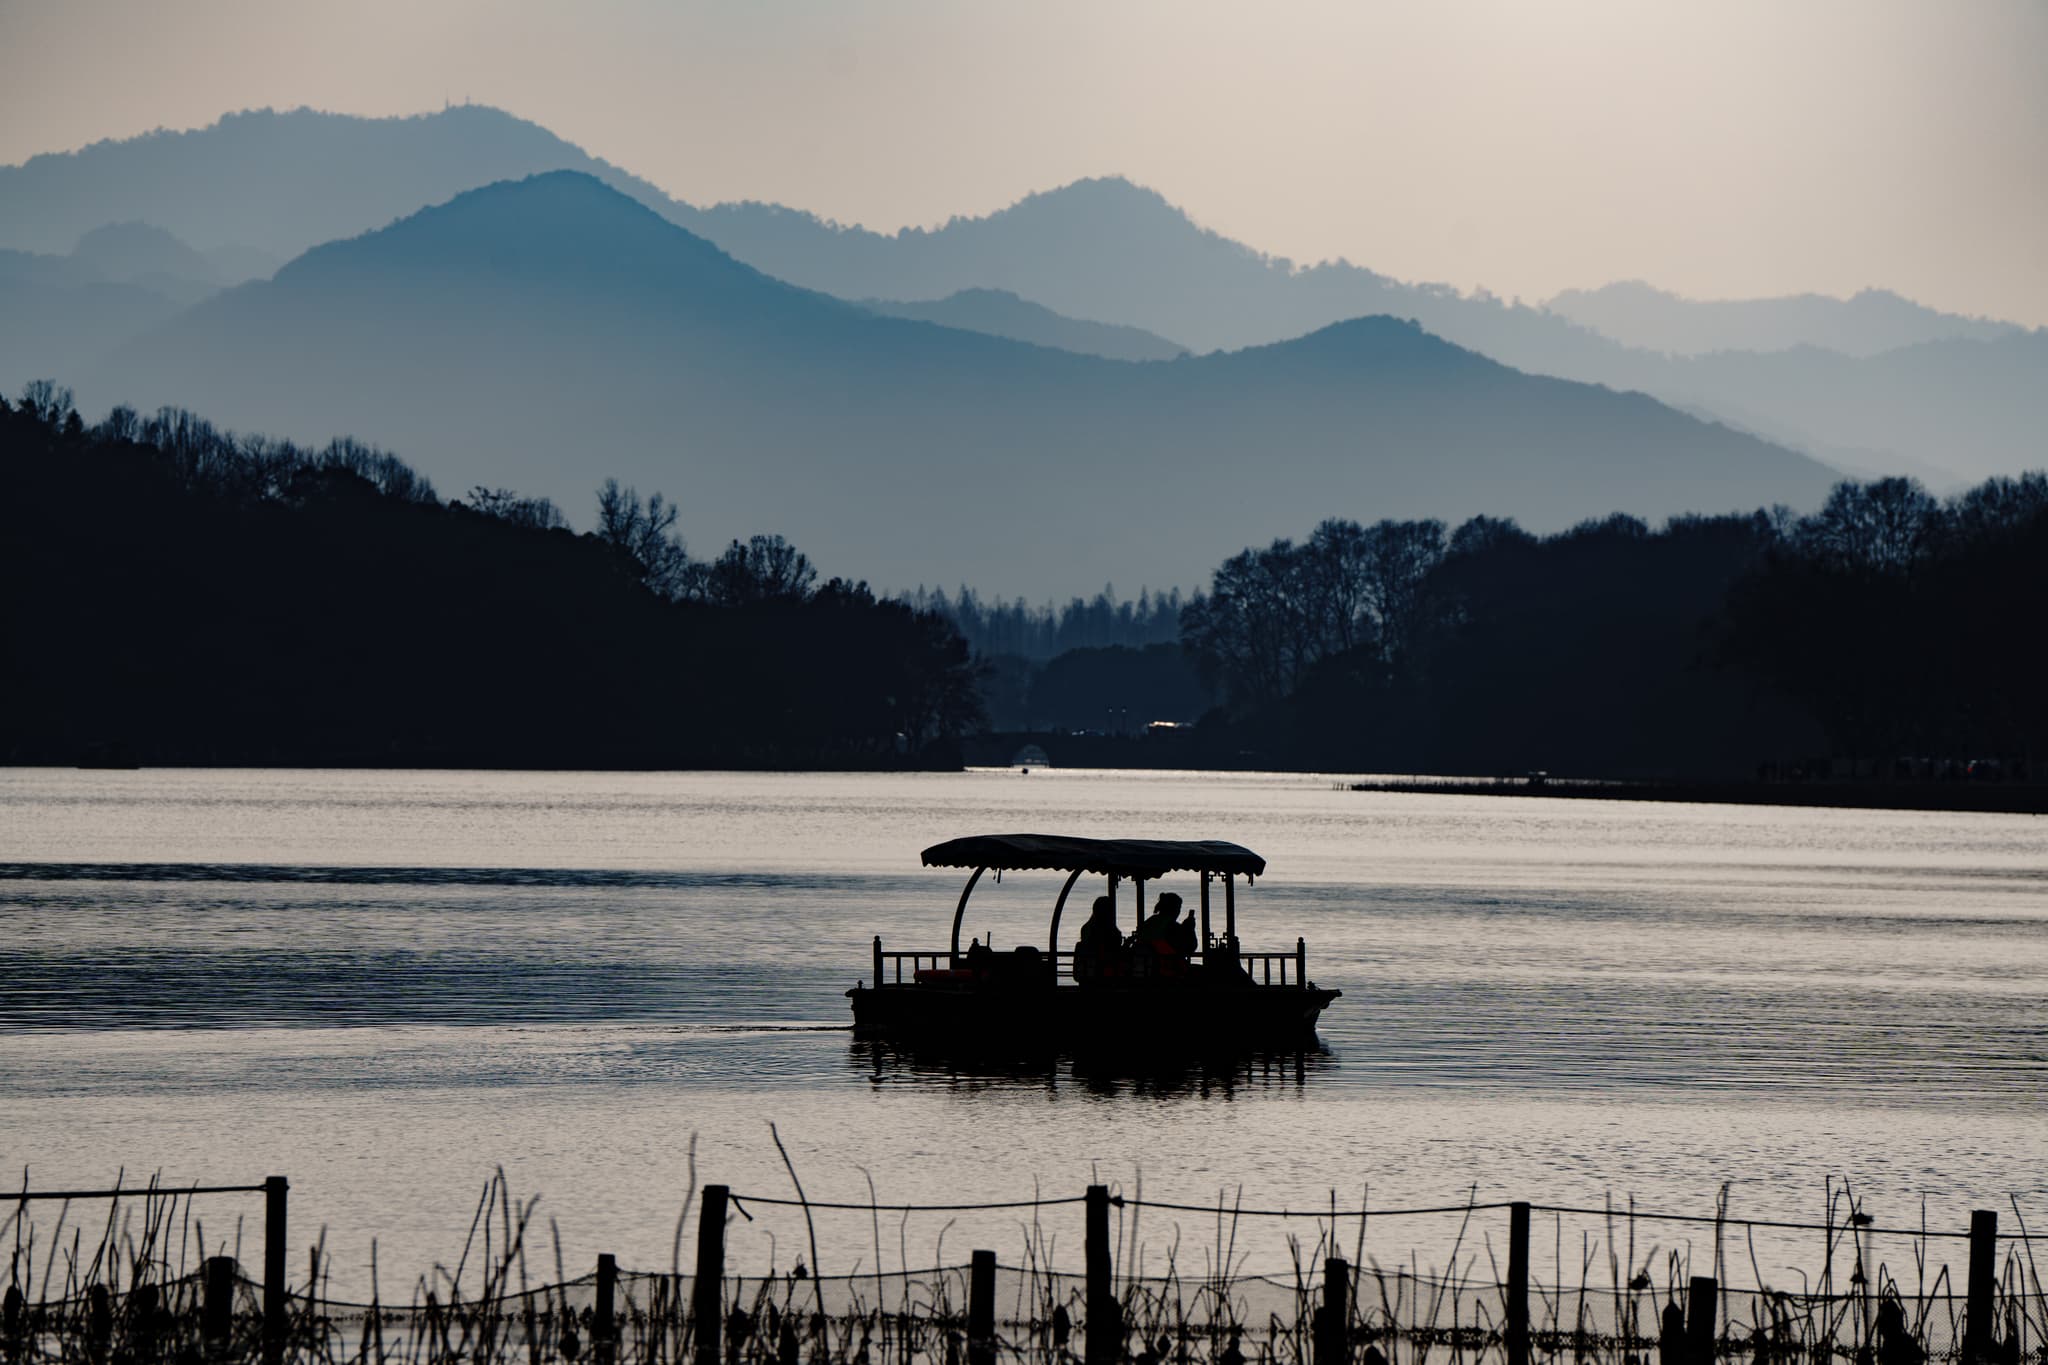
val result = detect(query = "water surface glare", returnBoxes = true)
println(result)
[2,767,2043,1294]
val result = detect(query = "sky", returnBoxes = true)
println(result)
[3,0,2046,325]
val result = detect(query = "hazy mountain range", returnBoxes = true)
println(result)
[861,289,1187,362]
[80,172,1829,593]
[1545,281,2020,358]
[5,103,2039,589]
[4,105,2041,489]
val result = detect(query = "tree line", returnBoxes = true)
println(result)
[1176,476,2048,779]
[904,584,1190,661]
[0,384,982,768]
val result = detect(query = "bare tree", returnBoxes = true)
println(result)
[18,380,75,427]
[595,478,694,600]
[1357,518,1447,662]
[707,534,817,605]
[1181,539,1320,706]
[468,486,568,531]
[1797,477,1941,574]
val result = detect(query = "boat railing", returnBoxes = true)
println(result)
[871,939,1310,987]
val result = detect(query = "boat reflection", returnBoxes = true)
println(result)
[849,1035,1337,1097]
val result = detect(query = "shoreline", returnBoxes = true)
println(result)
[1345,776,2048,815]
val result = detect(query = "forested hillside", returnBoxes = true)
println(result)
[0,385,980,768]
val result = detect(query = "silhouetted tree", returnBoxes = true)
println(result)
[595,478,693,600]
[1182,518,1446,708]
[910,584,1189,659]
[467,486,568,531]
[707,534,817,605]
[1794,477,1940,575]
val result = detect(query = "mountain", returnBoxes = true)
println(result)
[693,176,1608,357]
[69,221,223,301]
[87,173,1832,595]
[1545,281,2021,358]
[7,105,2040,485]
[1640,332,2048,486]
[861,288,1187,361]
[0,105,675,260]
[0,221,225,387]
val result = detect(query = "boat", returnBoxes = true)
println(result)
[847,834,1340,1051]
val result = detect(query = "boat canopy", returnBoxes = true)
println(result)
[921,834,1266,880]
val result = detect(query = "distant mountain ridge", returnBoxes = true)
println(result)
[7,103,2040,483]
[861,289,1188,361]
[88,172,1832,596]
[0,221,240,391]
[1546,280,2020,358]
[0,105,676,259]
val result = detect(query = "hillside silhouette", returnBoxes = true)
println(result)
[0,384,980,768]
[0,105,676,260]
[4,105,2040,485]
[1545,281,2019,358]
[861,289,1187,362]
[1171,474,2048,782]
[84,172,1834,595]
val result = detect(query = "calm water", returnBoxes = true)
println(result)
[2,767,2044,1294]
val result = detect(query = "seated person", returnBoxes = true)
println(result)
[1073,894,1122,979]
[1136,891,1184,947]
[1135,892,1191,977]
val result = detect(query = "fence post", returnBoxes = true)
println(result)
[203,1256,236,1348]
[969,1250,997,1365]
[595,1253,618,1365]
[1685,1276,1717,1365]
[1085,1185,1117,1365]
[873,936,884,989]
[1316,1256,1349,1365]
[1965,1210,1997,1362]
[693,1186,730,1365]
[1506,1203,1531,1365]
[1296,937,1307,986]
[263,1176,288,1365]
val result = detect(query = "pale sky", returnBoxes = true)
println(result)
[4,0,2046,325]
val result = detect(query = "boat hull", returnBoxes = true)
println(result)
[847,981,1338,1051]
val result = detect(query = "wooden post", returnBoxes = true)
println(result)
[693,1186,729,1365]
[1135,878,1146,936]
[1506,1203,1530,1365]
[873,935,883,989]
[969,1250,997,1365]
[1199,872,1212,950]
[595,1253,618,1364]
[1085,1185,1117,1365]
[1224,874,1236,943]
[1296,937,1306,987]
[262,1176,288,1365]
[1316,1257,1349,1365]
[1685,1276,1717,1365]
[203,1256,236,1348]
[1965,1210,1997,1363]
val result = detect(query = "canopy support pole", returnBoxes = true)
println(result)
[949,866,985,967]
[1135,878,1146,935]
[1200,872,1212,950]
[1225,873,1236,944]
[1047,868,1084,958]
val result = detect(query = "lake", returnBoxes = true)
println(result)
[2,766,2043,1298]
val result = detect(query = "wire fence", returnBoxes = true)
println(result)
[5,1175,2046,1365]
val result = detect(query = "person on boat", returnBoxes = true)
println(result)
[1137,892,1183,945]
[1074,894,1121,979]
[1135,892,1193,977]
